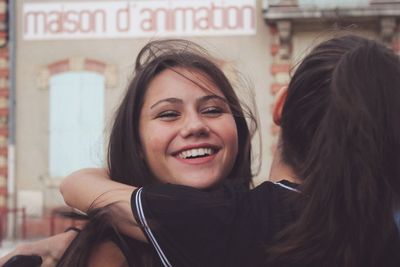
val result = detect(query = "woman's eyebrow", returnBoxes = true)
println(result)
[150,98,183,109]
[197,95,228,104]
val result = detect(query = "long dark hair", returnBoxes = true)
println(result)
[269,35,400,266]
[57,39,256,266]
[108,39,255,187]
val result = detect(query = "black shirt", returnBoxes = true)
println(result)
[131,181,300,267]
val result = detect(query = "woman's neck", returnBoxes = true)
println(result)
[268,143,300,184]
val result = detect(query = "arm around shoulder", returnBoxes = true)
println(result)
[60,168,133,212]
[60,168,147,242]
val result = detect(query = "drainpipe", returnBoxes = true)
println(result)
[7,0,17,239]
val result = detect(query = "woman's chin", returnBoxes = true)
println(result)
[169,173,222,189]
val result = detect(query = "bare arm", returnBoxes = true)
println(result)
[0,230,78,267]
[60,168,146,242]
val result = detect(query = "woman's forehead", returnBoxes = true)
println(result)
[144,67,226,101]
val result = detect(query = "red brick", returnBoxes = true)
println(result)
[0,108,7,117]
[270,83,288,94]
[0,90,8,97]
[24,217,50,238]
[0,69,8,78]
[0,187,6,195]
[270,44,279,56]
[0,207,7,215]
[23,212,86,238]
[269,25,278,35]
[84,59,106,74]
[0,147,6,155]
[0,48,8,58]
[48,59,70,75]
[0,167,6,176]
[392,41,400,52]
[271,64,291,75]
[0,127,7,136]
[49,216,85,235]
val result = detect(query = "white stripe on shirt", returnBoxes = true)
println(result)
[273,182,301,193]
[135,188,172,267]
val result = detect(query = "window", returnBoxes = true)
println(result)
[49,71,104,178]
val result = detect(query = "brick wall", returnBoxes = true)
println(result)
[267,20,400,155]
[268,23,292,153]
[392,24,400,54]
[0,0,8,213]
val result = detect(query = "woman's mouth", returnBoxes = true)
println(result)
[177,147,215,159]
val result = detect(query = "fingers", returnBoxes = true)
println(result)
[41,255,58,267]
[0,241,49,267]
[0,230,76,267]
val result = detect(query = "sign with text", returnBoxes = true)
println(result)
[23,0,256,40]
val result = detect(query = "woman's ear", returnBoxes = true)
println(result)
[272,86,288,126]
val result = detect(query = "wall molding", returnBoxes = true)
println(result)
[38,57,118,90]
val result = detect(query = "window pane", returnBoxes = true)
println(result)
[49,71,104,178]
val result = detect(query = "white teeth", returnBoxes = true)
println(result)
[177,148,215,159]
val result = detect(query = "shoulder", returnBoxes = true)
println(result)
[248,180,301,236]
[132,181,250,207]
[250,180,300,199]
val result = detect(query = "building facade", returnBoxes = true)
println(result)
[263,0,400,152]
[1,0,399,238]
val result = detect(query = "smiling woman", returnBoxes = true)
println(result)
[59,34,400,267]
[139,68,238,188]
[44,39,255,267]
[2,35,400,267]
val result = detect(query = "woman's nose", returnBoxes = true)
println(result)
[179,115,210,138]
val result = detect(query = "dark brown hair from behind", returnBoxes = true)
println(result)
[269,34,400,267]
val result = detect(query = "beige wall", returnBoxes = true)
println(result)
[15,0,273,209]
[15,0,388,211]
[292,21,380,64]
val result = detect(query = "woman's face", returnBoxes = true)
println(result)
[139,67,238,189]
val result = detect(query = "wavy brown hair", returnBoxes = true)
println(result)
[57,39,257,267]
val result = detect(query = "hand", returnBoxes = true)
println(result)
[0,230,78,267]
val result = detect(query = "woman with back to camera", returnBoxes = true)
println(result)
[266,34,400,266]
[0,39,256,267]
[2,34,400,267]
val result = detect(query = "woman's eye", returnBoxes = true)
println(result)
[201,107,223,117]
[156,111,180,120]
